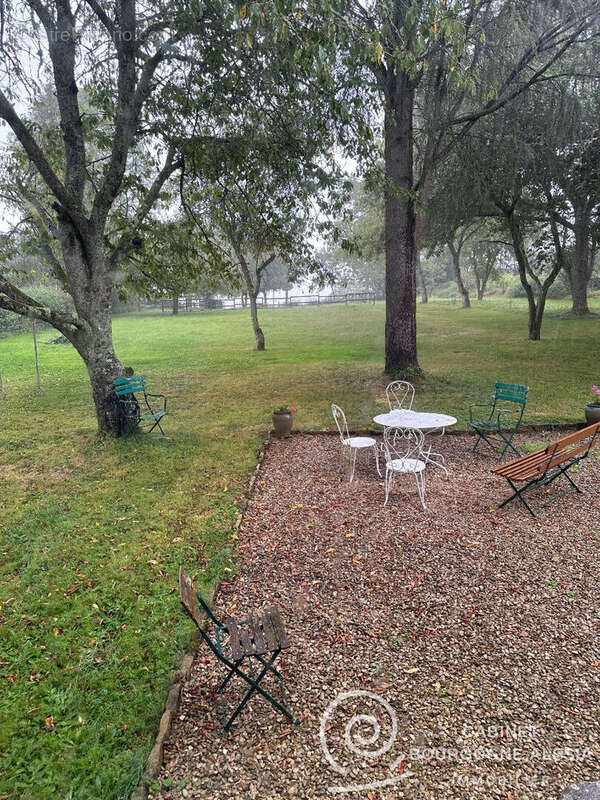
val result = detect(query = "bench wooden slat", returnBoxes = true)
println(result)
[226,619,244,662]
[552,424,600,450]
[249,615,267,655]
[493,449,552,478]
[492,444,556,474]
[239,626,253,656]
[268,607,290,650]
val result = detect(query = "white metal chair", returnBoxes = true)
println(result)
[331,404,381,482]
[385,380,415,411]
[383,426,427,509]
[386,380,446,465]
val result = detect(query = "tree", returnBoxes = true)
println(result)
[467,238,501,301]
[461,97,566,340]
[499,205,562,340]
[275,0,600,371]
[125,218,234,314]
[176,27,345,351]
[0,1,205,432]
[184,162,331,350]
[544,104,600,315]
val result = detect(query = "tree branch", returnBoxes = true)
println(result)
[109,147,182,269]
[0,275,82,330]
[0,90,88,235]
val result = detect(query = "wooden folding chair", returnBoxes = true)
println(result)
[178,567,298,735]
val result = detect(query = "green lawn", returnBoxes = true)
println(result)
[1,299,599,799]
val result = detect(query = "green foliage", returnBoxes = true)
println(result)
[1,300,600,796]
[126,218,235,301]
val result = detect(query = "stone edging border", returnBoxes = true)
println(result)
[130,420,587,798]
[130,436,272,800]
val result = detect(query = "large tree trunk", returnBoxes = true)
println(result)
[59,240,125,434]
[528,292,548,341]
[384,74,419,375]
[249,292,265,351]
[569,216,592,315]
[70,308,124,434]
[448,241,471,308]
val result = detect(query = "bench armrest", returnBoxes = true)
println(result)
[469,402,491,423]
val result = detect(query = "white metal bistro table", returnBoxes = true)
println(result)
[373,409,458,476]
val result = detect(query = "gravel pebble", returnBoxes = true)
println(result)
[152,432,600,800]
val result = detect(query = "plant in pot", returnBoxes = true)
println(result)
[273,405,296,438]
[585,385,600,424]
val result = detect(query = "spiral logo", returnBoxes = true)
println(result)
[319,690,412,795]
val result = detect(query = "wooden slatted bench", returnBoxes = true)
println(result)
[492,422,600,517]
[178,567,297,734]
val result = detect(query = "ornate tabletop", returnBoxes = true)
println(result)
[373,409,458,430]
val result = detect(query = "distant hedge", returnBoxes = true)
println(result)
[0,284,74,338]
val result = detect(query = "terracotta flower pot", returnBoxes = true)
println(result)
[273,412,293,438]
[585,404,600,425]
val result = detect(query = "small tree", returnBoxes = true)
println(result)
[126,218,234,314]
[466,239,501,301]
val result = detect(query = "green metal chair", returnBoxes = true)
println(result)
[469,382,529,460]
[178,567,298,735]
[113,376,167,438]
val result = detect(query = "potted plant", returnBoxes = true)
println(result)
[272,405,296,438]
[585,385,600,424]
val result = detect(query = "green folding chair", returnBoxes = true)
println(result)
[469,382,529,460]
[178,567,298,735]
[113,376,167,438]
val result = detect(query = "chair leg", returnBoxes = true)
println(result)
[148,417,167,436]
[252,653,295,720]
[384,468,393,506]
[339,444,352,478]
[349,448,357,482]
[498,430,521,460]
[414,471,427,510]
[221,651,295,734]
[373,444,381,477]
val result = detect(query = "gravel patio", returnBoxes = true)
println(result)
[153,431,600,800]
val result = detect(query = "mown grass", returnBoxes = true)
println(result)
[1,298,599,799]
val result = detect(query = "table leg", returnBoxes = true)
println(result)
[420,438,449,478]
